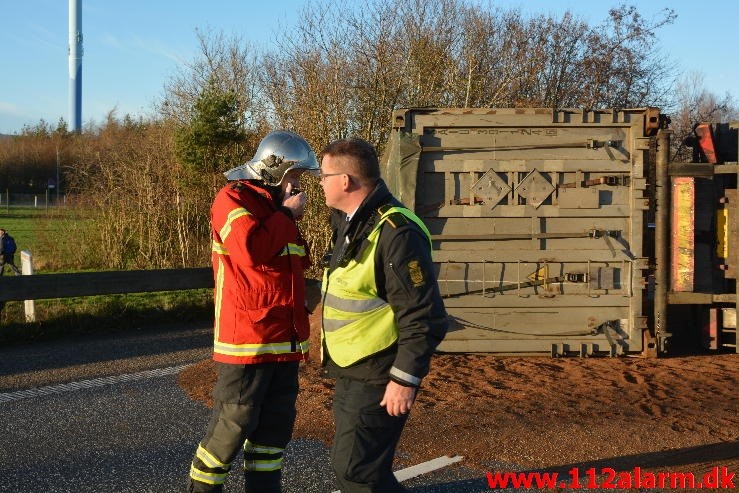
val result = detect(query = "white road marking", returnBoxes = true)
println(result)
[0,365,190,404]
[394,455,464,481]
[331,455,464,492]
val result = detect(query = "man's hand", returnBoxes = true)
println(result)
[282,183,307,219]
[380,380,417,417]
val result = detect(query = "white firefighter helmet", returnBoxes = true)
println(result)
[223,130,319,184]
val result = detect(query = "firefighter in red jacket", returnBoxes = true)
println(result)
[188,130,319,493]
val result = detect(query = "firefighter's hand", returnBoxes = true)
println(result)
[380,380,417,416]
[282,183,306,219]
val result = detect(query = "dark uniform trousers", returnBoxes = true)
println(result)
[331,377,409,493]
[189,361,299,493]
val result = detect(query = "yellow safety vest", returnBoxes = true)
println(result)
[322,206,431,367]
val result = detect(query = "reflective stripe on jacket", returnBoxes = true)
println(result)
[322,206,431,367]
[211,180,310,364]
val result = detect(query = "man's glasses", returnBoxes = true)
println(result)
[319,171,344,181]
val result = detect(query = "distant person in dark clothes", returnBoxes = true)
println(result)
[0,228,21,275]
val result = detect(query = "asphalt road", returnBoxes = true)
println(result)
[0,325,504,492]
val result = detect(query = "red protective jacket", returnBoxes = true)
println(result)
[210,180,310,364]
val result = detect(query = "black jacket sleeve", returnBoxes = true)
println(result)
[376,222,448,387]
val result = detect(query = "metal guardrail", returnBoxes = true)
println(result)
[0,268,213,302]
[0,267,322,309]
[0,253,322,324]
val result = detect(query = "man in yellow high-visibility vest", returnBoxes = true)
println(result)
[319,138,448,493]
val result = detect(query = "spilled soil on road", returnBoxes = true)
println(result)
[179,308,739,484]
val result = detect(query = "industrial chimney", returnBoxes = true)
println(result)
[68,0,82,132]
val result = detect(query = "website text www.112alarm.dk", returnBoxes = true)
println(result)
[486,466,735,489]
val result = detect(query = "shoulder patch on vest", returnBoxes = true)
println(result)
[384,212,409,229]
[377,205,410,229]
[377,204,394,215]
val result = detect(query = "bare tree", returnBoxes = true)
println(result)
[262,0,679,152]
[576,6,675,108]
[667,72,738,162]
[159,29,264,134]
[260,1,357,149]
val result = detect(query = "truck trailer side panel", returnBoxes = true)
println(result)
[383,108,662,355]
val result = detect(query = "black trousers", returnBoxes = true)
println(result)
[189,361,299,493]
[0,254,20,275]
[331,377,409,493]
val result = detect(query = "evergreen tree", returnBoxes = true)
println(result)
[175,81,246,174]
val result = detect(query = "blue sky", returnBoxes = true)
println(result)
[0,0,737,134]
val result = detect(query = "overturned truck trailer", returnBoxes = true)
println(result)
[382,108,739,356]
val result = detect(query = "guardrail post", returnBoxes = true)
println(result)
[20,250,36,322]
